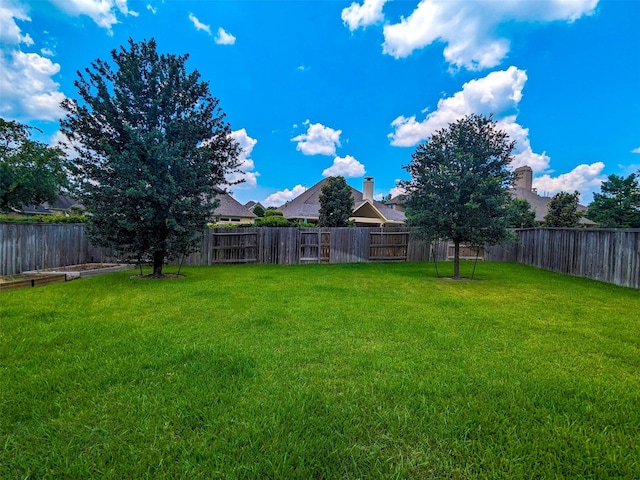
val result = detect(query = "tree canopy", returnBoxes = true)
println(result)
[544,191,582,227]
[401,113,516,278]
[318,176,354,227]
[61,38,241,276]
[0,118,68,213]
[586,172,640,228]
[505,197,537,228]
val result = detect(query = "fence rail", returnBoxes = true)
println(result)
[1,223,638,288]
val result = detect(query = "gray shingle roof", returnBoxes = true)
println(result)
[214,189,256,218]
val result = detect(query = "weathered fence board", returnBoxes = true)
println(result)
[2,223,638,288]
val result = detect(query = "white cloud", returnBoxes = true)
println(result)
[389,66,551,172]
[226,129,259,188]
[291,121,342,156]
[189,13,211,35]
[49,0,137,32]
[533,162,605,203]
[322,155,366,178]
[632,147,640,154]
[0,48,65,121]
[0,2,34,45]
[263,185,307,207]
[381,0,598,70]
[389,183,406,198]
[146,4,157,14]
[341,0,388,31]
[215,27,236,45]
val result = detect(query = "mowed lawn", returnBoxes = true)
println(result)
[1,262,639,479]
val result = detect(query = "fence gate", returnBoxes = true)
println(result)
[211,231,258,263]
[299,230,330,264]
[369,230,409,261]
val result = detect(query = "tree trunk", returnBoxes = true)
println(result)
[152,250,164,277]
[453,240,460,279]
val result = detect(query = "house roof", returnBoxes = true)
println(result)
[510,187,595,225]
[244,200,264,211]
[213,188,256,218]
[279,177,405,224]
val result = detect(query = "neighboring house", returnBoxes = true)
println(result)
[211,187,256,225]
[511,166,595,225]
[17,195,85,216]
[384,195,406,213]
[244,200,265,212]
[279,177,406,226]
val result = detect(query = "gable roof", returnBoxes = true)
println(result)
[212,187,256,218]
[279,178,405,224]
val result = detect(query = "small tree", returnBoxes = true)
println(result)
[0,118,68,212]
[586,172,640,228]
[505,197,537,228]
[61,39,241,276]
[318,176,354,227]
[544,191,582,227]
[252,204,265,217]
[401,114,516,279]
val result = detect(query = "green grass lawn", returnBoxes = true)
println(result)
[1,262,639,479]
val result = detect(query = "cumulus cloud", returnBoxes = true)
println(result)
[381,0,598,70]
[49,0,138,32]
[389,66,551,172]
[322,155,366,178]
[263,185,307,207]
[341,0,388,30]
[215,27,236,45]
[0,6,65,121]
[291,120,342,156]
[0,2,34,45]
[146,4,157,14]
[533,162,606,202]
[226,129,259,188]
[632,147,640,154]
[189,13,211,35]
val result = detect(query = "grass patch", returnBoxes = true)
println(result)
[1,262,639,478]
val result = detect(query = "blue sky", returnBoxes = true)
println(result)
[1,0,639,207]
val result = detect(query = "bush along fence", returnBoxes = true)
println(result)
[1,223,638,288]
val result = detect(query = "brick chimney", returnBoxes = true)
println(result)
[363,177,374,201]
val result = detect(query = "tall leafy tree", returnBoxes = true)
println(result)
[544,191,582,227]
[61,39,241,276]
[318,176,354,227]
[0,118,68,213]
[586,172,640,228]
[401,113,516,279]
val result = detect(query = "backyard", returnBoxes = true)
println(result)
[1,262,638,478]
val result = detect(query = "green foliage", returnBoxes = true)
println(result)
[264,209,284,217]
[252,204,265,217]
[0,214,86,223]
[505,197,537,228]
[1,263,639,478]
[60,38,241,276]
[586,172,640,227]
[402,113,516,278]
[0,118,69,213]
[254,209,290,227]
[544,191,583,227]
[318,176,354,227]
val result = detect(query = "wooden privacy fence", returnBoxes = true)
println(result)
[513,228,640,289]
[1,223,638,288]
[180,227,438,266]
